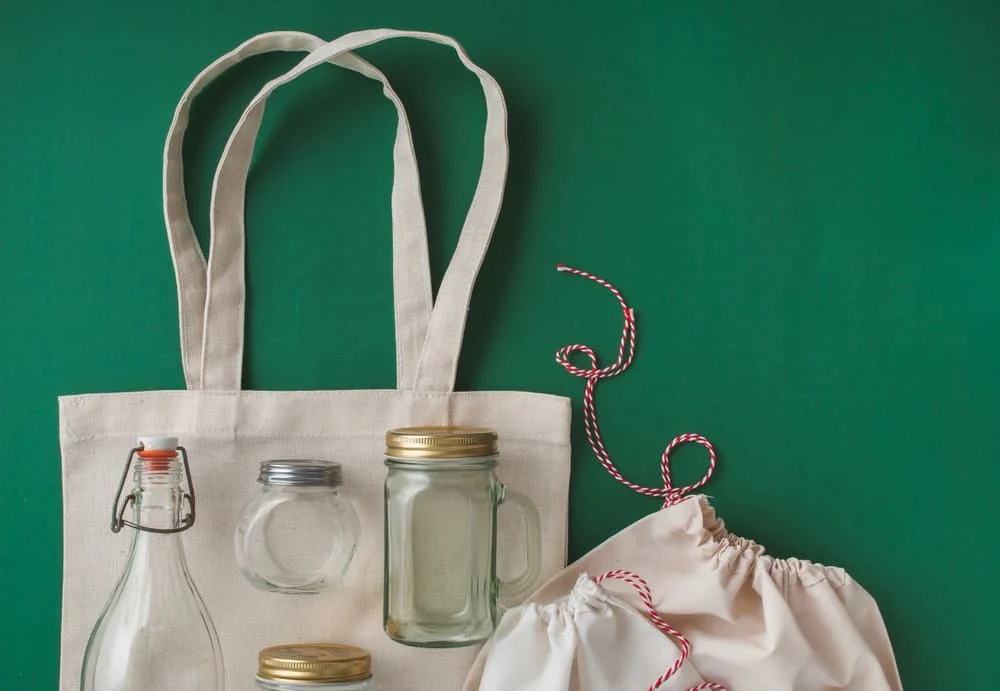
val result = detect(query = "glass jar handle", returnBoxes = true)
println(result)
[495,484,542,599]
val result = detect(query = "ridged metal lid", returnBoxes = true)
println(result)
[258,460,343,487]
[385,426,498,460]
[258,643,371,682]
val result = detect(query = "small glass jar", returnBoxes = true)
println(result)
[235,460,359,594]
[383,426,542,648]
[255,643,372,690]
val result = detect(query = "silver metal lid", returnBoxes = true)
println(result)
[258,460,343,487]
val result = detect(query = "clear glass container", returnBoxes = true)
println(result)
[383,426,542,648]
[236,460,359,594]
[82,435,224,691]
[255,643,372,689]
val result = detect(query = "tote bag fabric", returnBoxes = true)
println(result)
[59,29,572,691]
[465,267,902,691]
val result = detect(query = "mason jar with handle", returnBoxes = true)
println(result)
[383,426,541,647]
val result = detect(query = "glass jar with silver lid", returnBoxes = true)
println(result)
[235,460,360,594]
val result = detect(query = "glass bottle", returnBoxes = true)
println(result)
[383,426,542,647]
[81,435,224,691]
[255,643,373,690]
[235,459,360,594]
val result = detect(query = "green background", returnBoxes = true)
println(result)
[2,0,998,688]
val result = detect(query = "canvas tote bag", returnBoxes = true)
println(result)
[59,29,572,691]
[465,267,902,691]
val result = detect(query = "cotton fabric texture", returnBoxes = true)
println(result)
[477,573,712,691]
[59,29,571,691]
[465,495,903,691]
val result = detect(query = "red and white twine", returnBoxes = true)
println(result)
[554,265,718,509]
[594,570,726,691]
[557,264,726,691]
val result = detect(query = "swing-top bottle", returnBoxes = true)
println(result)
[80,435,224,691]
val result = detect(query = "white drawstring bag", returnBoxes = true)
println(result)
[477,572,718,691]
[466,265,902,691]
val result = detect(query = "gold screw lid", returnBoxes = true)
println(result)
[385,426,498,459]
[257,643,371,682]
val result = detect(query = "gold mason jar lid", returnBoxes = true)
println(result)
[257,643,371,682]
[386,426,498,459]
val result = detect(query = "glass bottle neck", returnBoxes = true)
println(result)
[132,458,186,532]
[122,460,191,594]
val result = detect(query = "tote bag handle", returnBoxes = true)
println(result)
[162,30,434,390]
[201,29,508,392]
